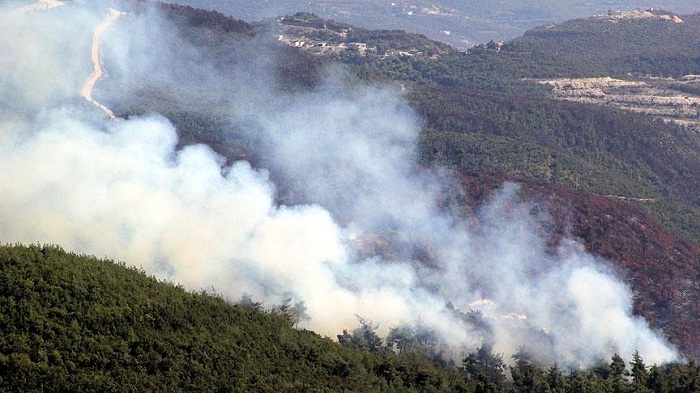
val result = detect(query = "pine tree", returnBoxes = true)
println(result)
[610,353,630,393]
[646,364,668,393]
[463,342,506,389]
[630,350,649,391]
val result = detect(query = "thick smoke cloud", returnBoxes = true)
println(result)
[0,1,678,367]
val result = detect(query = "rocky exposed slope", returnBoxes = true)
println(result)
[539,76,700,130]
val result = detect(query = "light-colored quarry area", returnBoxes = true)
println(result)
[592,9,684,23]
[539,76,700,130]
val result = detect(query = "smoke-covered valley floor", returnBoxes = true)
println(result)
[0,1,680,367]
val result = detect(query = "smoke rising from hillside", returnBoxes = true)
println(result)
[0,1,678,366]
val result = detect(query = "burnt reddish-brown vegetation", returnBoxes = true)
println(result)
[460,173,700,357]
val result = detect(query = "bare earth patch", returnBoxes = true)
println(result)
[538,76,700,130]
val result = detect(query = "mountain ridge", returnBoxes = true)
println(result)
[162,0,700,48]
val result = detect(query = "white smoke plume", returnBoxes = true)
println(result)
[0,0,679,367]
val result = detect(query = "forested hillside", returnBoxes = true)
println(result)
[2,244,700,392]
[275,11,700,203]
[129,5,700,357]
[273,11,700,250]
[507,11,700,78]
[0,244,474,391]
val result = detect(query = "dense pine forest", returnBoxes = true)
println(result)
[1,244,699,392]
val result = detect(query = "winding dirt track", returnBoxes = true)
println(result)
[81,8,126,120]
[2,1,123,120]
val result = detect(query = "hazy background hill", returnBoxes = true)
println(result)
[162,0,700,47]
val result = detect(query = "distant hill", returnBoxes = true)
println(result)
[163,0,700,47]
[506,10,700,78]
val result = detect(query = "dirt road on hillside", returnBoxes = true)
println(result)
[80,8,126,120]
